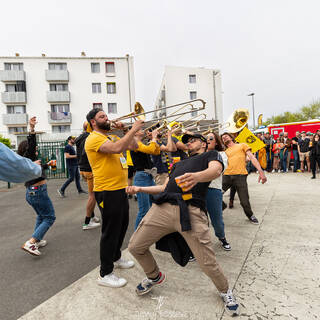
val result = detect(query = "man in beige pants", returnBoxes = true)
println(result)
[126,133,240,317]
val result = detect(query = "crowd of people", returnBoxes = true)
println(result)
[250,130,320,179]
[2,110,318,317]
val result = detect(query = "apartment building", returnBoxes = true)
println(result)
[154,66,223,123]
[0,54,135,147]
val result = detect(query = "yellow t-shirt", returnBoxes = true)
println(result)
[224,143,250,175]
[126,150,133,167]
[85,131,128,191]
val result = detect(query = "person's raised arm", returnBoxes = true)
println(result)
[98,120,144,154]
[246,150,267,184]
[160,130,177,152]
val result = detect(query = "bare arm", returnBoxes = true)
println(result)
[126,177,169,195]
[127,137,139,150]
[99,120,143,154]
[160,131,177,152]
[175,141,189,152]
[176,161,223,192]
[246,150,267,184]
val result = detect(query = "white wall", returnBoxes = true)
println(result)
[0,56,135,146]
[155,66,223,123]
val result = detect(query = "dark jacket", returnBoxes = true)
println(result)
[309,141,320,157]
[75,132,92,172]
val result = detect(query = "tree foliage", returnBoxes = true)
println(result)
[0,135,11,148]
[263,100,320,125]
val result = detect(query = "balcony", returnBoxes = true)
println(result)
[2,113,28,125]
[45,70,69,82]
[0,70,26,82]
[47,91,70,103]
[1,92,27,104]
[48,111,72,124]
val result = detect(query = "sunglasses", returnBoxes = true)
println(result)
[207,137,215,141]
[187,138,198,143]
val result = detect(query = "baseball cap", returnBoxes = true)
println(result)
[301,131,306,133]
[182,133,207,144]
[67,136,76,141]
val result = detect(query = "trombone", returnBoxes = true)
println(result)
[112,99,206,125]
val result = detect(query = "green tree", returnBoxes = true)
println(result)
[263,100,320,125]
[0,134,11,148]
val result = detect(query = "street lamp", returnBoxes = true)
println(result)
[248,93,255,130]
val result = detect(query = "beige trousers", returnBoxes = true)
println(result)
[155,172,169,185]
[128,202,229,293]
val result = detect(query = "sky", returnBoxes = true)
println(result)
[1,0,319,122]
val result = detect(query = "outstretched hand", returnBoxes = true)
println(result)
[126,186,140,194]
[175,172,199,192]
[258,172,267,184]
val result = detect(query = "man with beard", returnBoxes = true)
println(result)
[58,136,86,197]
[221,132,267,224]
[85,108,143,288]
[126,133,240,317]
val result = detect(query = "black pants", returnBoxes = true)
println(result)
[310,156,320,177]
[95,189,129,277]
[229,186,237,201]
[222,175,254,218]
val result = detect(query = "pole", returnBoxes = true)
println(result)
[248,93,255,130]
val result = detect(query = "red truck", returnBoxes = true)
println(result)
[267,119,320,139]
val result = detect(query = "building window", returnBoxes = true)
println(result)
[92,83,101,93]
[48,63,67,70]
[7,105,26,114]
[191,109,198,117]
[91,63,100,73]
[108,103,117,114]
[51,104,70,113]
[50,83,68,91]
[8,126,27,133]
[107,82,116,94]
[4,63,23,70]
[93,103,103,109]
[105,62,115,74]
[189,74,196,83]
[5,82,26,92]
[190,91,197,100]
[52,125,70,133]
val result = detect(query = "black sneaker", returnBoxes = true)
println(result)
[189,255,196,262]
[229,200,234,209]
[57,189,65,198]
[249,215,259,224]
[78,190,88,194]
[219,238,231,251]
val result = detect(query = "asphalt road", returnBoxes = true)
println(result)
[0,179,138,320]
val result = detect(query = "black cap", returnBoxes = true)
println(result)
[182,133,207,144]
[67,135,76,141]
[86,108,103,125]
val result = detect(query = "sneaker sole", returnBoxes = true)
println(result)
[57,190,65,198]
[136,274,166,296]
[21,246,41,256]
[97,278,127,288]
[82,225,100,230]
[114,262,135,269]
[222,246,232,251]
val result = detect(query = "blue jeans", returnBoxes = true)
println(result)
[61,165,81,192]
[206,188,225,239]
[282,149,288,171]
[293,150,300,171]
[26,184,56,241]
[134,171,155,229]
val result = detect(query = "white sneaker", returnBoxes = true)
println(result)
[83,220,100,230]
[37,240,47,248]
[91,216,100,223]
[272,169,275,173]
[114,258,135,269]
[97,273,127,288]
[22,241,41,256]
[220,289,240,316]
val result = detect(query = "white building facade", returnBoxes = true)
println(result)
[154,66,223,123]
[0,54,135,147]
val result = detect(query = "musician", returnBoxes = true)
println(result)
[85,108,143,288]
[221,132,267,225]
[130,127,161,229]
[151,128,177,185]
[126,132,240,317]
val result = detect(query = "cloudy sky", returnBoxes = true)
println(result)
[1,0,319,122]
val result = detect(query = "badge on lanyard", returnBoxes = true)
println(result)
[120,156,128,169]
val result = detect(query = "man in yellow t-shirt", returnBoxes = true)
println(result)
[221,132,267,225]
[85,108,143,288]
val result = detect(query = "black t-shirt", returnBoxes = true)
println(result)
[151,142,168,174]
[292,137,299,150]
[64,144,78,167]
[164,150,223,209]
[130,150,153,171]
[299,138,310,153]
